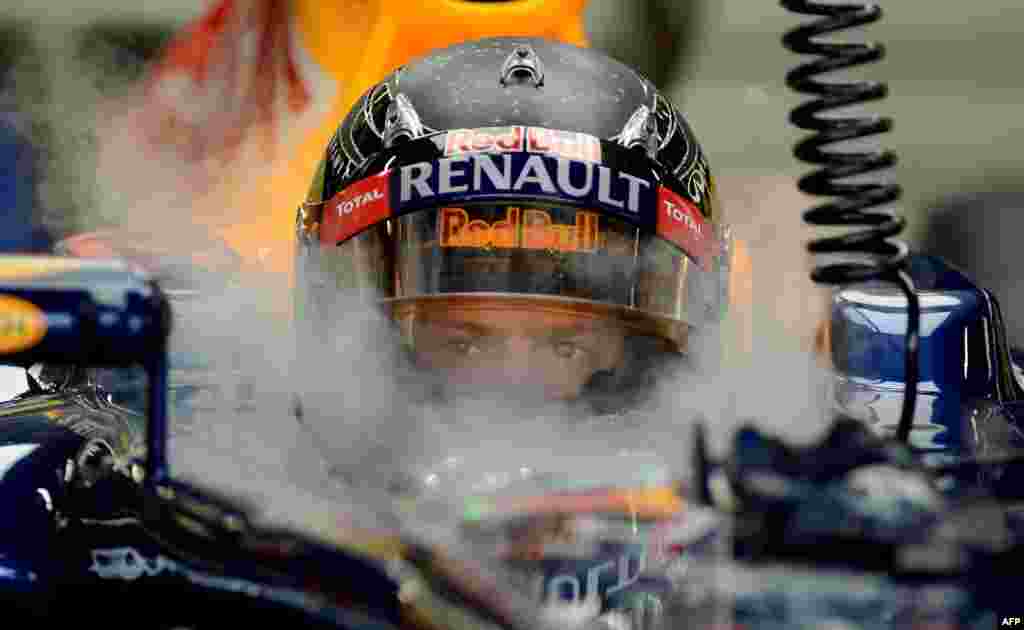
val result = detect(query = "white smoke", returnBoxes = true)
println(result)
[73,89,839,527]
[29,18,843,623]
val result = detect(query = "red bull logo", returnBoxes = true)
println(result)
[526,127,602,163]
[445,126,602,163]
[439,207,600,253]
[445,127,525,155]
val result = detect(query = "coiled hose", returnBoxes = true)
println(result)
[781,0,920,442]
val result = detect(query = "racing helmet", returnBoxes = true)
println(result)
[293,37,731,495]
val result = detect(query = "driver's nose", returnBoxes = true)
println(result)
[440,336,580,401]
[455,336,542,383]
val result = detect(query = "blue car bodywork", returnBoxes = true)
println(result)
[831,255,1024,470]
[0,257,412,629]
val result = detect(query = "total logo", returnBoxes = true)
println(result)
[656,187,712,268]
[336,188,384,217]
[663,198,703,237]
[319,171,392,245]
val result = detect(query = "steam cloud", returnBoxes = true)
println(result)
[28,16,840,598]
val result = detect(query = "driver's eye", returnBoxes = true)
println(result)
[449,340,481,356]
[552,341,583,360]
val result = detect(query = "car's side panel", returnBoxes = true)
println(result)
[0,412,84,610]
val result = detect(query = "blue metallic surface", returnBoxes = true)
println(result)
[831,255,1023,459]
[0,259,410,627]
[0,414,84,592]
[0,257,171,606]
[145,351,169,483]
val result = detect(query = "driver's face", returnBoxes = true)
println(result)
[410,306,627,401]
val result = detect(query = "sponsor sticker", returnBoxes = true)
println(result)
[543,547,646,606]
[394,153,654,219]
[319,170,391,244]
[445,126,602,163]
[526,127,602,163]
[439,207,600,253]
[320,151,712,269]
[657,187,713,269]
[445,126,525,156]
[0,295,47,354]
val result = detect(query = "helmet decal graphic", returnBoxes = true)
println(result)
[383,93,426,149]
[317,141,716,269]
[616,105,660,161]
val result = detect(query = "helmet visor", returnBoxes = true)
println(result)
[312,202,716,349]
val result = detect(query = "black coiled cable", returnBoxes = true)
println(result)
[781,0,920,443]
